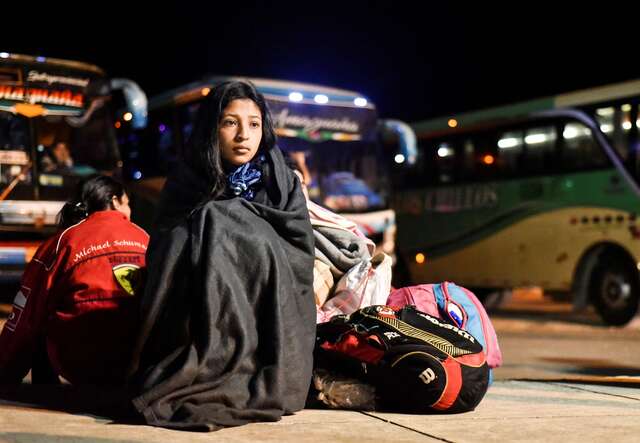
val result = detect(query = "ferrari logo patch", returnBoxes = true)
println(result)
[112,264,142,296]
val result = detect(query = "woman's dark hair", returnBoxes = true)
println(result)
[183,80,277,199]
[57,174,126,229]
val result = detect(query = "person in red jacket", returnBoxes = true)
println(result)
[0,175,149,385]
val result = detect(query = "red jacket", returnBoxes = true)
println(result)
[0,211,149,384]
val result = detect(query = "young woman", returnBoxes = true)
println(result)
[130,81,316,431]
[0,175,149,385]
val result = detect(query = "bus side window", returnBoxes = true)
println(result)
[434,140,457,185]
[594,104,632,161]
[496,130,524,178]
[522,125,557,176]
[560,121,609,171]
[471,132,499,182]
[461,138,476,180]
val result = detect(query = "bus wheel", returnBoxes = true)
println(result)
[472,288,507,312]
[589,254,640,326]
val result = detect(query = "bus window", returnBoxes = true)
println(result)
[157,118,175,165]
[523,125,556,175]
[595,106,615,136]
[178,102,200,148]
[435,141,457,184]
[462,138,476,179]
[131,107,176,178]
[560,121,609,171]
[311,141,386,212]
[497,130,524,177]
[621,103,632,134]
[471,132,499,182]
[35,108,118,176]
[0,113,31,187]
[0,112,29,151]
[595,105,631,161]
[29,106,121,200]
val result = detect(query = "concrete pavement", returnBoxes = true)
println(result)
[2,289,640,442]
[1,380,640,443]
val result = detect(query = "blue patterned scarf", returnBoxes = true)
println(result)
[226,155,264,200]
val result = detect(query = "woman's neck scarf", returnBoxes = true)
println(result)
[226,155,265,201]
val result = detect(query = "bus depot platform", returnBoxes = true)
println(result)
[1,379,639,443]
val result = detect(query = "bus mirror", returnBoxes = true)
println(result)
[381,119,417,165]
[65,97,107,128]
[110,78,148,129]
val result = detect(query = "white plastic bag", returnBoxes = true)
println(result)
[316,252,392,323]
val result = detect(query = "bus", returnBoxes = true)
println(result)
[392,78,640,325]
[0,52,147,277]
[122,76,416,257]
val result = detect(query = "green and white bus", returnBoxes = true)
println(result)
[122,76,416,257]
[0,52,147,277]
[393,78,640,325]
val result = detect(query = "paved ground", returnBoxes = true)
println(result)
[1,288,639,442]
[1,380,639,443]
[491,288,640,382]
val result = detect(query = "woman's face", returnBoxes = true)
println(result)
[218,98,263,166]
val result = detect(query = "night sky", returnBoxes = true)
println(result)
[5,2,640,122]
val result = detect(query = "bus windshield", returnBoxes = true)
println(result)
[124,77,394,215]
[290,140,389,213]
[0,95,119,202]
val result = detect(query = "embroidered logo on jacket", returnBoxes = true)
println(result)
[6,287,30,331]
[112,264,142,296]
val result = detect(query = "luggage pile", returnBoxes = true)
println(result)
[309,202,502,413]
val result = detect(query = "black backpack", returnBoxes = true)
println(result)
[314,305,490,413]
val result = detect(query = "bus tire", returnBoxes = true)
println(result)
[471,288,507,312]
[471,288,493,304]
[589,252,640,326]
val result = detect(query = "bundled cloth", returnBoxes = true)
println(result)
[307,200,374,248]
[314,225,373,279]
[128,148,316,431]
[306,200,391,323]
[313,259,334,307]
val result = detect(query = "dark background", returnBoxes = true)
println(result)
[5,2,640,122]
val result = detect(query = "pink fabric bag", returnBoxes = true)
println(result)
[387,282,502,369]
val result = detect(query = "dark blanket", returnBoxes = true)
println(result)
[129,148,316,431]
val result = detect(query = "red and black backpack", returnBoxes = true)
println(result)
[314,305,490,413]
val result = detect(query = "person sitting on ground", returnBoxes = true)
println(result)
[0,175,149,385]
[128,81,315,431]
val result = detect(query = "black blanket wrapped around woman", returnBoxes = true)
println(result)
[129,147,316,431]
